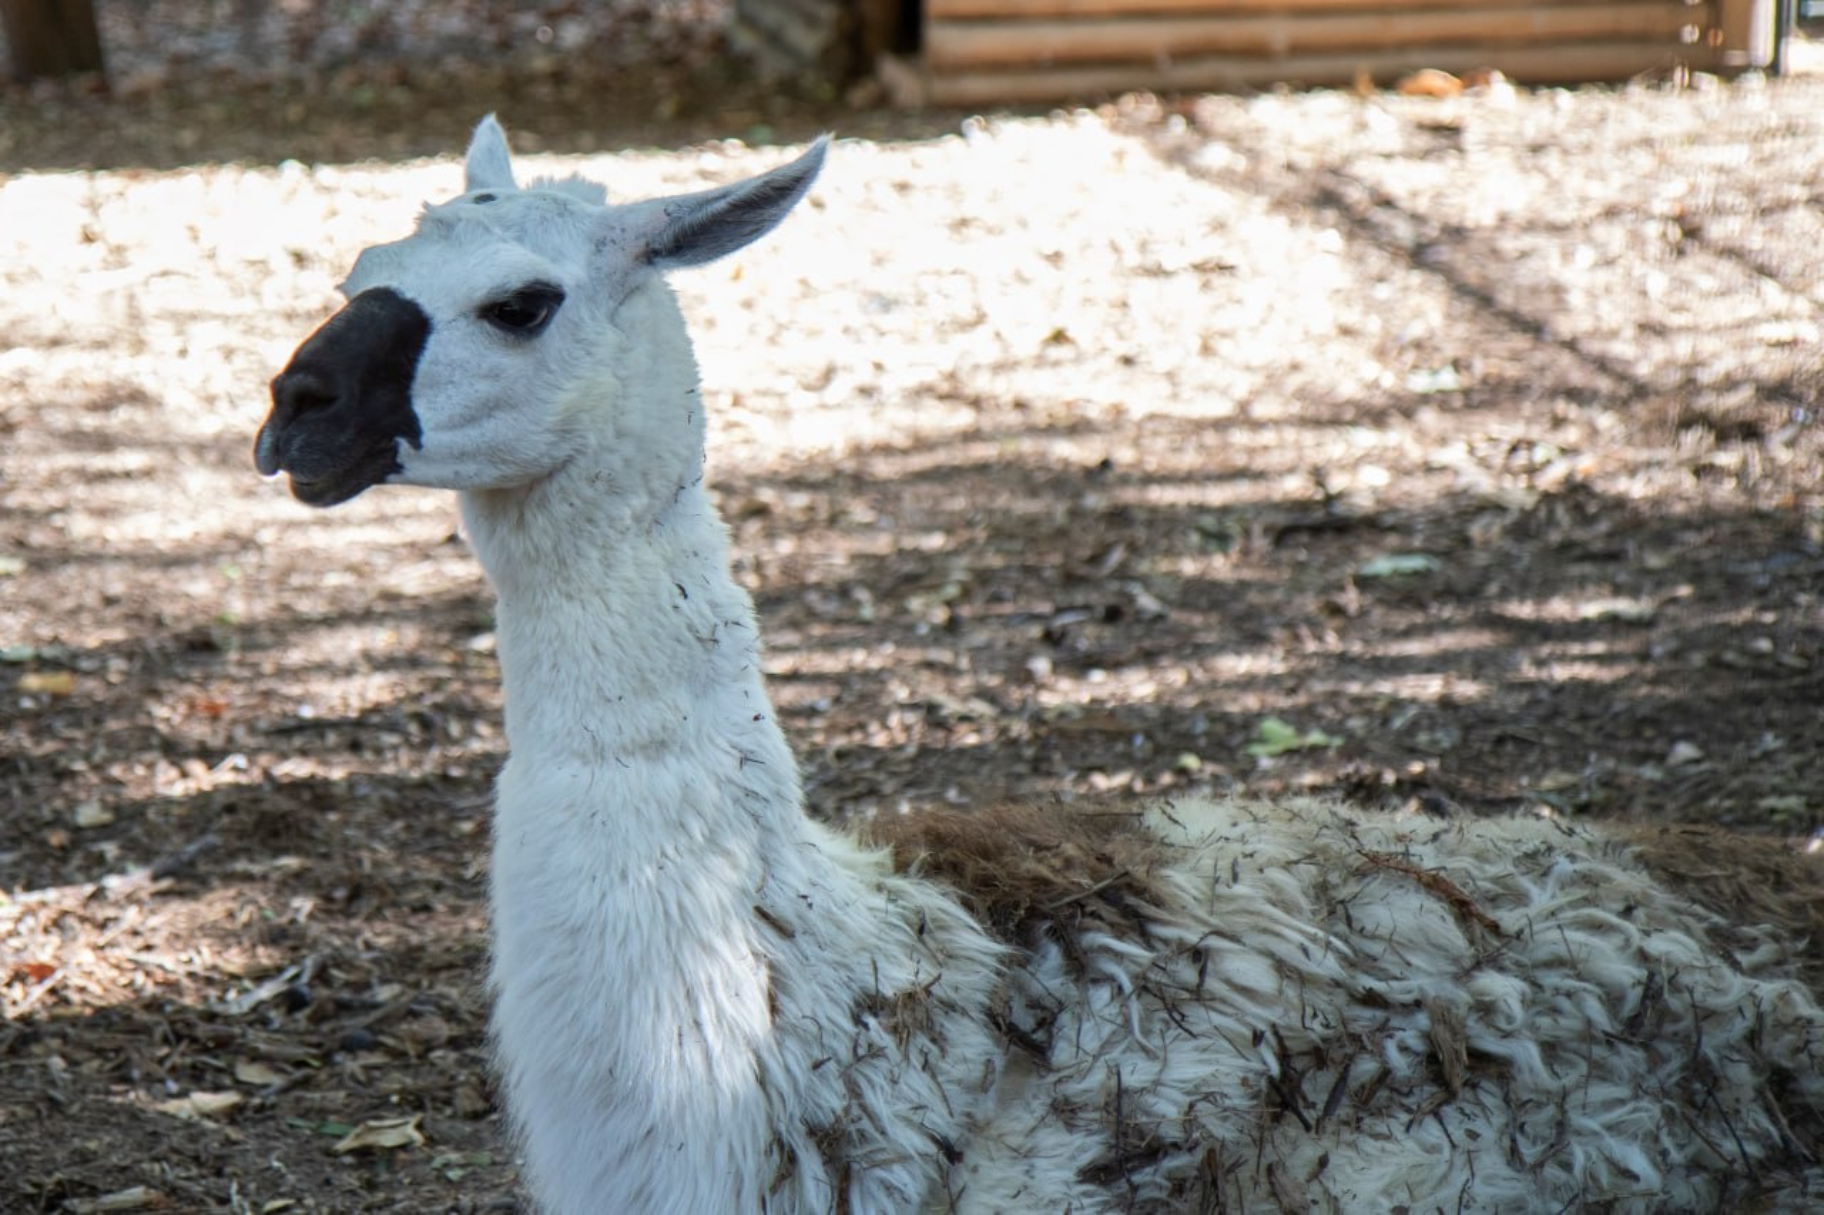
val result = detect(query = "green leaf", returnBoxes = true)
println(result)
[1357,553,1441,579]
[1246,716,1342,757]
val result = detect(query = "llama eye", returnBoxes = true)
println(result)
[483,285,564,336]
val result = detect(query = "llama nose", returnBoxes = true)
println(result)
[255,368,339,476]
[256,287,431,478]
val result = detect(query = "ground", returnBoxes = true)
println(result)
[1,14,1821,1213]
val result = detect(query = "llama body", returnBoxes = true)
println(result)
[256,118,1824,1213]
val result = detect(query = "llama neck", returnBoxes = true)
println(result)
[461,438,1007,1214]
[453,359,827,1209]
[462,471,796,806]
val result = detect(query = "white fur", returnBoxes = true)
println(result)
[956,799,1824,1211]
[283,119,1824,1214]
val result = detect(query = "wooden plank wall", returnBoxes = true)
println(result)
[732,0,855,79]
[885,0,1764,107]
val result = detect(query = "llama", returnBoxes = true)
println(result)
[255,117,1824,1213]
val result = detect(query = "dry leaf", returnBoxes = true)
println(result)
[1357,553,1441,579]
[451,1082,491,1119]
[431,1148,494,1182]
[155,1090,245,1120]
[1759,795,1808,819]
[1576,597,1656,624]
[17,670,75,695]
[1396,68,1464,98]
[64,1187,163,1214]
[234,1059,286,1086]
[214,961,312,1016]
[331,1115,426,1155]
[73,799,115,829]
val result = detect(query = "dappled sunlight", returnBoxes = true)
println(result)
[3,77,1822,1208]
[0,815,499,1207]
[1493,590,1673,625]
[682,117,1417,460]
[4,101,1817,832]
[1510,654,1642,686]
[5,875,300,1020]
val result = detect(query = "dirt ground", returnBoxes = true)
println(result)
[1,24,1822,1213]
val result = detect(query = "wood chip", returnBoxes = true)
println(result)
[64,1187,164,1214]
[1424,997,1468,1096]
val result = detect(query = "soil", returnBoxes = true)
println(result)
[1,13,1821,1212]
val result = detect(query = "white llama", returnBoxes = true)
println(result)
[255,117,1824,1214]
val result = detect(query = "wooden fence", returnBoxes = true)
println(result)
[735,0,1779,107]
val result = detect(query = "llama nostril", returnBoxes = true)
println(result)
[272,370,337,419]
[257,370,340,476]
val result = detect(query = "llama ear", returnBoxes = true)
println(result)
[465,114,517,193]
[636,137,827,270]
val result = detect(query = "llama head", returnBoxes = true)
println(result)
[255,115,826,507]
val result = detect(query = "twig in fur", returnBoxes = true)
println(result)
[1357,850,1504,936]
[1042,871,1133,913]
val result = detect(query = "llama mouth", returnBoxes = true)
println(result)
[286,472,375,507]
[255,422,400,508]
[282,448,401,506]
